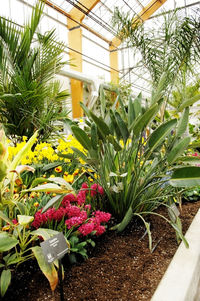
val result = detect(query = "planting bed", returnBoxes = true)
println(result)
[3,201,200,301]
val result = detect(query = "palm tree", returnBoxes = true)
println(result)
[0,1,69,141]
[112,9,200,107]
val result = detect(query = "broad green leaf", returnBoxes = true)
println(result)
[177,156,200,163]
[15,202,26,215]
[110,110,122,140]
[71,147,87,161]
[31,177,51,188]
[179,94,200,111]
[128,96,135,127]
[108,135,122,151]
[17,215,34,226]
[41,194,63,213]
[9,131,38,172]
[115,112,129,143]
[48,177,73,190]
[31,228,59,240]
[80,102,90,118]
[131,103,158,137]
[32,246,58,291]
[100,85,106,118]
[91,122,98,150]
[116,94,127,120]
[149,119,177,151]
[0,232,18,252]
[71,126,92,151]
[0,211,14,226]
[133,92,142,117]
[27,183,72,194]
[167,137,190,164]
[0,269,11,297]
[170,167,200,187]
[176,107,189,138]
[90,112,110,137]
[42,162,63,172]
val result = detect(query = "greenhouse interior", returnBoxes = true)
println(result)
[0,0,200,300]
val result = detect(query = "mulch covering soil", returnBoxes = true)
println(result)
[3,201,200,301]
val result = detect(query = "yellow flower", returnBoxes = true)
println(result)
[55,166,62,173]
[43,174,47,178]
[50,174,55,178]
[73,169,79,176]
[88,176,94,182]
[34,202,39,208]
[2,225,10,231]
[63,174,74,183]
[52,193,57,197]
[22,136,28,142]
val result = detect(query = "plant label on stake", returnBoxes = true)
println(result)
[40,232,69,264]
[40,232,68,301]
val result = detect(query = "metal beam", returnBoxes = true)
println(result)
[68,0,101,22]
[111,0,167,47]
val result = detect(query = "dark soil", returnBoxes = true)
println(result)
[3,201,200,301]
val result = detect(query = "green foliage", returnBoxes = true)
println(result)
[70,91,195,236]
[0,1,70,141]
[112,9,200,105]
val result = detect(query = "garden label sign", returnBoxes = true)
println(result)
[40,232,68,263]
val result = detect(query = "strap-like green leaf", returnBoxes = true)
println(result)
[42,194,63,213]
[170,166,200,187]
[133,92,142,117]
[71,125,92,151]
[115,206,133,232]
[90,112,110,137]
[176,107,189,138]
[131,103,158,137]
[108,135,122,151]
[0,269,11,297]
[115,112,129,143]
[149,119,177,151]
[128,95,135,128]
[91,122,98,150]
[179,94,200,111]
[167,137,190,164]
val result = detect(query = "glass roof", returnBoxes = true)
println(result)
[48,0,200,41]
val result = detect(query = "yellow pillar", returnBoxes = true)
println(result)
[109,45,119,84]
[68,19,83,118]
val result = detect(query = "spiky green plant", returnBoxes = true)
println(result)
[0,1,69,141]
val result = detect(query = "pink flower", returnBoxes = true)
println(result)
[62,193,76,207]
[78,223,95,236]
[93,211,111,223]
[94,224,105,236]
[81,182,89,192]
[77,190,86,205]
[65,216,83,229]
[90,184,104,197]
[85,204,91,211]
[12,219,18,225]
[66,205,81,218]
[52,207,66,221]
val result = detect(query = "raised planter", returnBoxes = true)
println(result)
[151,208,200,301]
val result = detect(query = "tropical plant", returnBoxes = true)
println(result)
[68,89,200,247]
[0,1,69,141]
[112,9,200,107]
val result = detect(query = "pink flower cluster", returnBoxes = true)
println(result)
[32,183,110,237]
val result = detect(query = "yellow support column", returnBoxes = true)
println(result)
[68,19,83,118]
[109,45,119,84]
[67,0,100,118]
